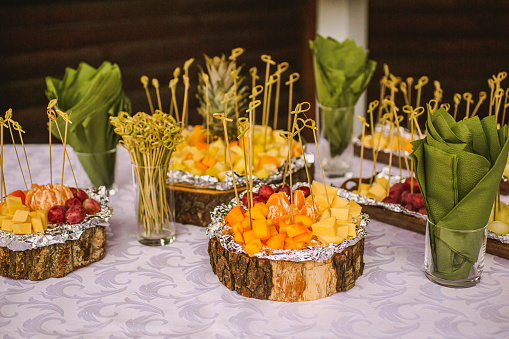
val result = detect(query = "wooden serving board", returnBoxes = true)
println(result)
[0,226,106,280]
[169,164,314,227]
[208,237,364,302]
[341,177,509,260]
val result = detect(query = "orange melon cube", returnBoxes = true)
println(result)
[248,207,266,220]
[286,222,309,238]
[252,219,270,240]
[194,161,208,171]
[231,222,243,234]
[293,232,311,244]
[266,233,287,250]
[225,206,246,226]
[201,154,216,167]
[241,217,252,231]
[195,142,208,151]
[253,202,268,218]
[243,230,256,243]
[294,215,313,227]
[268,224,278,237]
[245,239,263,255]
[284,237,304,250]
[234,230,245,244]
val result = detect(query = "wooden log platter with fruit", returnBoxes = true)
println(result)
[340,177,509,260]
[170,162,313,227]
[207,181,367,302]
[0,186,111,280]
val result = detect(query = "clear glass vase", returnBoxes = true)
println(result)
[317,104,355,178]
[132,163,175,246]
[424,218,487,288]
[74,148,118,195]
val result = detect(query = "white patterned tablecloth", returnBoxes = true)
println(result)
[1,144,509,338]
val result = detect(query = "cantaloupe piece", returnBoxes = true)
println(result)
[245,239,263,255]
[284,237,304,250]
[268,225,278,237]
[253,203,269,218]
[266,233,286,250]
[286,223,309,238]
[294,215,313,227]
[249,207,266,220]
[234,230,245,244]
[252,219,270,240]
[243,230,256,243]
[293,232,311,243]
[225,206,245,225]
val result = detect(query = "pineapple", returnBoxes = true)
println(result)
[196,52,249,141]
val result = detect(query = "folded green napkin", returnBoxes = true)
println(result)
[309,35,376,157]
[410,107,509,280]
[45,61,131,188]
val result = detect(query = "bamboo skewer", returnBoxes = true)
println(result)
[152,78,162,112]
[141,76,154,114]
[263,75,277,151]
[357,116,369,193]
[273,62,289,130]
[414,76,429,109]
[286,73,300,131]
[377,65,390,122]
[453,93,461,121]
[488,78,495,116]
[367,101,379,184]
[261,55,276,134]
[502,88,509,126]
[214,113,239,206]
[471,91,487,118]
[203,74,211,145]
[182,58,194,127]
[250,67,259,92]
[463,93,473,120]
[295,116,317,222]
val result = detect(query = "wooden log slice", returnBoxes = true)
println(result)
[341,177,509,260]
[0,226,106,280]
[208,237,365,302]
[170,163,314,227]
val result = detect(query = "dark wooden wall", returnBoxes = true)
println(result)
[367,0,509,124]
[0,0,316,143]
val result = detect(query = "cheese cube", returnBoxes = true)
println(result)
[336,225,349,239]
[31,216,44,233]
[11,222,32,235]
[317,234,345,244]
[375,177,389,189]
[331,197,348,208]
[311,216,337,237]
[12,209,30,223]
[36,209,48,227]
[367,183,386,199]
[330,207,349,221]
[347,201,362,218]
[348,223,356,237]
[314,195,331,212]
[2,217,13,232]
[5,196,22,206]
[7,204,28,216]
[311,181,338,197]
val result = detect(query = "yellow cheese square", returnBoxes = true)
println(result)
[375,177,389,189]
[347,201,362,218]
[31,217,44,233]
[330,207,349,221]
[311,216,337,237]
[317,234,345,245]
[5,196,22,207]
[311,181,338,197]
[368,183,386,199]
[348,223,356,237]
[11,222,32,235]
[314,195,331,212]
[7,205,28,216]
[336,225,349,239]
[12,209,30,223]
[36,209,48,227]
[331,196,348,208]
[2,218,13,232]
[319,208,330,221]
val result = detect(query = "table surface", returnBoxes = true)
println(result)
[1,144,509,339]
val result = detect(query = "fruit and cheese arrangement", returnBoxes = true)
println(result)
[0,105,112,280]
[223,181,361,255]
[207,104,367,302]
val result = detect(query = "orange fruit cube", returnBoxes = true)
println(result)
[293,232,311,244]
[253,202,268,217]
[252,219,270,240]
[225,206,246,226]
[241,217,252,231]
[284,237,305,250]
[286,222,309,238]
[201,154,216,167]
[266,233,287,250]
[245,239,263,255]
[294,215,313,227]
[248,207,266,220]
[194,161,208,171]
[195,142,208,151]
[234,230,245,244]
[268,224,278,237]
[243,230,256,243]
[258,155,280,169]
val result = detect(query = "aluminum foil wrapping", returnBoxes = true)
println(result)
[171,152,314,190]
[346,167,509,243]
[0,186,113,252]
[352,124,418,158]
[206,182,368,263]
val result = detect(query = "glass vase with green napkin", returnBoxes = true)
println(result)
[45,61,131,192]
[310,35,376,177]
[410,107,509,286]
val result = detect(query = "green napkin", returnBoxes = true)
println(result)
[45,61,131,188]
[309,35,377,157]
[410,107,509,280]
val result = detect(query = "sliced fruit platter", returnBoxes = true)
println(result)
[139,48,313,226]
[340,169,509,259]
[0,106,112,280]
[207,180,367,302]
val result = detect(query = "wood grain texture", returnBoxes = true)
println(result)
[208,236,364,302]
[0,226,106,280]
[341,177,509,259]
